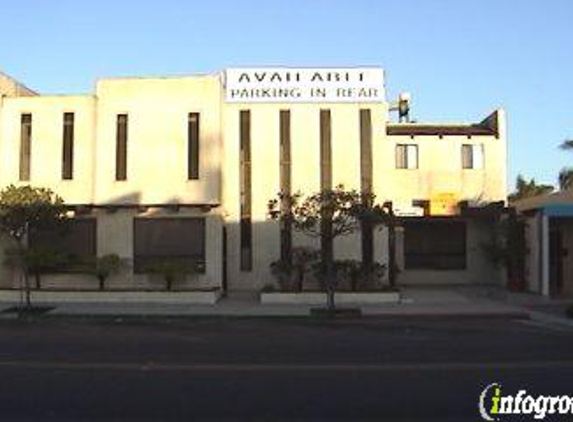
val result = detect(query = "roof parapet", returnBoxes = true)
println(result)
[387,109,504,138]
[0,70,37,97]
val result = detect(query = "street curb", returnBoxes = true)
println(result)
[361,311,530,320]
[1,309,532,322]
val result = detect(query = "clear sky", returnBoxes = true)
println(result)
[1,0,571,190]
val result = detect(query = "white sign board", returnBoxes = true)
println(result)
[225,67,384,103]
[393,205,425,217]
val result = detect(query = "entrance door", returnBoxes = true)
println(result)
[549,227,564,296]
[222,227,228,295]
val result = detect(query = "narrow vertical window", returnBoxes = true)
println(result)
[279,110,292,263]
[116,114,128,181]
[320,109,332,191]
[396,144,418,169]
[19,114,32,181]
[462,144,484,169]
[240,110,252,271]
[188,113,200,180]
[360,109,373,267]
[62,112,74,180]
[360,109,373,194]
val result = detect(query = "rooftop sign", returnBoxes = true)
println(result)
[225,67,384,103]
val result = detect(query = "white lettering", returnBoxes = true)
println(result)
[499,396,513,414]
[558,396,571,413]
[533,396,549,420]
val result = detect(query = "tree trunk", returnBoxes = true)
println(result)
[166,276,173,291]
[98,276,105,291]
[24,271,31,309]
[388,225,396,289]
[34,272,41,290]
[321,218,335,312]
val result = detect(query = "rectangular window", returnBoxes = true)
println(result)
[462,144,484,169]
[62,112,74,180]
[240,110,252,271]
[133,218,206,273]
[403,220,467,270]
[116,114,128,181]
[320,109,332,191]
[29,219,97,272]
[188,113,200,180]
[19,114,32,181]
[396,144,418,169]
[360,109,374,266]
[279,110,292,262]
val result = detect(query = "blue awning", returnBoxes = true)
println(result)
[544,204,573,217]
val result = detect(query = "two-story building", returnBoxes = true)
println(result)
[0,67,507,295]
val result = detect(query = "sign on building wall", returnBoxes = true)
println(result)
[430,193,459,216]
[225,67,384,103]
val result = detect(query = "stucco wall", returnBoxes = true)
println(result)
[0,210,223,291]
[0,96,96,204]
[94,76,222,206]
[385,124,507,207]
[222,103,389,290]
[0,72,36,97]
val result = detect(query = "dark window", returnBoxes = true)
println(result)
[62,112,74,180]
[188,113,200,180]
[133,218,206,273]
[279,110,292,262]
[403,220,467,270]
[239,110,252,271]
[396,144,418,169]
[116,114,128,181]
[360,109,372,194]
[360,109,373,265]
[320,109,332,191]
[19,114,32,181]
[29,219,96,272]
[462,144,484,169]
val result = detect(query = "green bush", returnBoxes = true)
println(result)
[88,254,123,290]
[261,283,277,293]
[145,258,198,291]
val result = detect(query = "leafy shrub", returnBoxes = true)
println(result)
[88,254,123,290]
[261,283,277,293]
[145,259,199,291]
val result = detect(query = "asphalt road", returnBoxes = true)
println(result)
[0,316,572,421]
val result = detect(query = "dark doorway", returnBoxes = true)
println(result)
[222,226,228,295]
[549,224,564,296]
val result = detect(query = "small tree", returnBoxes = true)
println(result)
[558,168,573,190]
[2,246,60,290]
[269,246,319,292]
[269,185,391,311]
[148,259,198,291]
[23,247,63,289]
[508,175,553,202]
[90,254,123,291]
[558,140,573,191]
[0,185,65,308]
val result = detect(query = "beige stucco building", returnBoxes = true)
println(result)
[0,68,508,294]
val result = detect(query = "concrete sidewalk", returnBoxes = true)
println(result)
[0,286,532,319]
